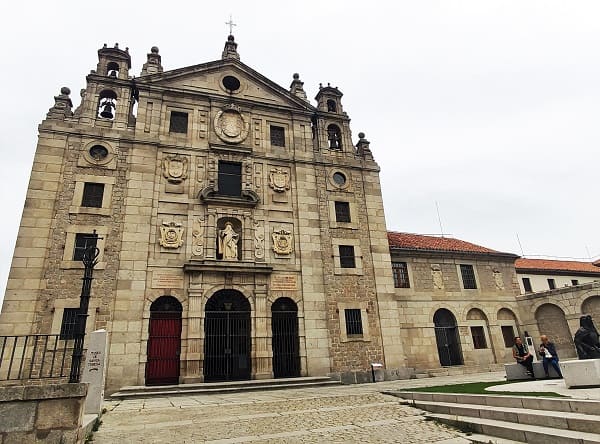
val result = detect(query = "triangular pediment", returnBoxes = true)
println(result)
[137,59,314,111]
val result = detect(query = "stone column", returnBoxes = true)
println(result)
[253,275,272,379]
[184,276,204,383]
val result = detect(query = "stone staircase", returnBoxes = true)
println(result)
[419,364,505,378]
[388,391,600,444]
[110,376,341,399]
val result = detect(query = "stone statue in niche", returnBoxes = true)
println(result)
[218,222,239,260]
[574,315,600,359]
[162,154,188,193]
[431,264,444,290]
[492,268,505,290]
[268,168,290,193]
[159,221,184,249]
[192,216,204,257]
[253,220,264,259]
[272,228,293,255]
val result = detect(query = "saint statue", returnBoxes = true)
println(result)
[573,315,600,359]
[218,222,239,260]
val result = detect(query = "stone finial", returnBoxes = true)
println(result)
[222,34,240,60]
[47,87,73,119]
[356,132,373,160]
[289,73,308,101]
[141,46,163,76]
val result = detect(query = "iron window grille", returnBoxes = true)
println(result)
[344,309,363,335]
[334,201,351,223]
[73,233,98,261]
[218,161,242,196]
[270,126,285,147]
[339,245,356,268]
[392,262,410,288]
[59,308,79,340]
[522,277,533,292]
[169,111,189,134]
[460,264,477,289]
[470,326,487,349]
[501,325,515,348]
[81,182,104,208]
[547,278,556,290]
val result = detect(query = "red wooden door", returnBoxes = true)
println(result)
[146,313,181,385]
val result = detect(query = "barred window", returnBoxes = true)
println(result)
[471,326,487,349]
[522,278,532,292]
[334,201,351,223]
[460,264,477,289]
[501,325,515,348]
[73,233,98,261]
[392,262,410,288]
[60,308,79,340]
[344,309,363,336]
[270,126,285,147]
[339,245,356,268]
[169,111,188,134]
[81,183,104,208]
[218,161,242,196]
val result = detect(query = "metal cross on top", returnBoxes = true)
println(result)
[226,15,237,35]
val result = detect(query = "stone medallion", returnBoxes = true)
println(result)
[214,104,249,144]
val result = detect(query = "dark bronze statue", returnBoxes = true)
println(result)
[574,315,600,359]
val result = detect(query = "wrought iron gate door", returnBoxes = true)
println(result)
[272,310,300,378]
[204,310,251,381]
[434,327,463,367]
[146,314,182,385]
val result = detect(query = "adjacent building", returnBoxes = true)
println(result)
[515,258,600,293]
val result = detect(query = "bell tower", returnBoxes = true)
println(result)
[313,84,351,153]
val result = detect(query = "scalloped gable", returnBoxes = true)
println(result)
[136,59,314,111]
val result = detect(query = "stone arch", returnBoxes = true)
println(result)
[203,284,254,313]
[535,303,576,359]
[433,308,463,366]
[327,124,342,149]
[581,295,600,319]
[497,308,518,321]
[466,307,489,321]
[97,89,118,120]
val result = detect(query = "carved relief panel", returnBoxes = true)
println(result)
[159,221,184,249]
[272,227,293,255]
[162,154,188,193]
[191,216,205,257]
[431,264,444,290]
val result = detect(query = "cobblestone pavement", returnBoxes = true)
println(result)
[92,372,506,443]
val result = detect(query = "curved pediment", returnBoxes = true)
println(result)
[199,184,260,208]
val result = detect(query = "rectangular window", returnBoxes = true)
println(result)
[501,325,515,348]
[218,161,242,196]
[270,125,285,147]
[344,309,363,336]
[547,278,556,290]
[392,262,410,288]
[471,326,487,349]
[73,233,98,261]
[169,111,188,134]
[571,279,579,286]
[81,183,105,208]
[522,277,532,292]
[339,245,356,268]
[334,201,351,223]
[60,308,79,340]
[460,264,477,289]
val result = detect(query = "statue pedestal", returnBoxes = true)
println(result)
[560,359,600,388]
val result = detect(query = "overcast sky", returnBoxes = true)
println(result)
[1,1,599,302]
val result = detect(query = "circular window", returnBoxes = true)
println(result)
[332,172,347,186]
[222,75,241,92]
[89,145,109,161]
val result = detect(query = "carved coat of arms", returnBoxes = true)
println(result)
[214,104,249,144]
[272,228,293,255]
[159,221,184,249]
[162,155,188,184]
[269,168,290,193]
[431,264,444,290]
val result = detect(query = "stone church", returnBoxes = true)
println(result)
[0,36,405,393]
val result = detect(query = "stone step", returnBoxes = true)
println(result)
[429,413,600,444]
[465,434,525,444]
[111,377,341,399]
[413,400,600,435]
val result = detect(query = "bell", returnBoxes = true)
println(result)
[108,70,117,77]
[100,102,114,119]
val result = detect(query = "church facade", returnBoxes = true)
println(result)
[0,37,405,393]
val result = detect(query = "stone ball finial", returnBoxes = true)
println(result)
[114,43,119,48]
[228,35,235,42]
[293,73,300,80]
[60,87,71,96]
[103,43,107,48]
[151,46,159,54]
[358,132,365,139]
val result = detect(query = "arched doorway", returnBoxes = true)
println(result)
[434,308,463,366]
[535,303,576,358]
[582,295,600,319]
[271,298,300,378]
[204,290,251,382]
[145,296,183,386]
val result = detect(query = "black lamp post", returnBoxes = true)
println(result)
[69,230,101,383]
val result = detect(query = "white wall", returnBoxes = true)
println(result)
[517,272,599,293]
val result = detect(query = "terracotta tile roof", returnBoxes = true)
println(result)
[387,231,502,254]
[515,258,600,274]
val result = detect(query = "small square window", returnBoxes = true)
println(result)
[60,308,79,340]
[270,126,285,147]
[344,309,363,336]
[339,245,356,268]
[169,111,188,134]
[73,233,98,261]
[471,326,487,349]
[334,201,351,223]
[522,277,532,293]
[81,183,104,208]
[218,161,242,196]
[571,279,579,286]
[392,262,410,288]
[547,278,556,290]
[501,325,515,348]
[460,264,477,289]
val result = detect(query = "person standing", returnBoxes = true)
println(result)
[512,336,535,378]
[539,335,563,378]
